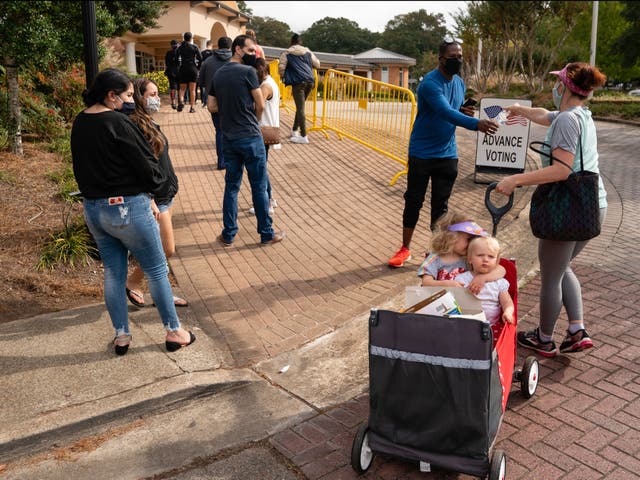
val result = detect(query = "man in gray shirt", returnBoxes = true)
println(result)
[208,35,285,246]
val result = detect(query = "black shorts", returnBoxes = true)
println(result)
[178,65,198,84]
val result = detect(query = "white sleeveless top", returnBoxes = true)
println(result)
[260,75,280,128]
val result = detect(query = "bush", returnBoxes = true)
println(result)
[21,89,66,141]
[132,70,170,94]
[37,215,97,270]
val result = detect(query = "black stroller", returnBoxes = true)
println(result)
[351,185,539,479]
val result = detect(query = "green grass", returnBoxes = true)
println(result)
[0,170,18,185]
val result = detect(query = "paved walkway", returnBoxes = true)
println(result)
[2,103,638,480]
[163,105,538,368]
[263,121,640,479]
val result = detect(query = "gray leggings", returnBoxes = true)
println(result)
[538,208,606,336]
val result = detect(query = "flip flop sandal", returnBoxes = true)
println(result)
[126,288,145,308]
[174,296,189,307]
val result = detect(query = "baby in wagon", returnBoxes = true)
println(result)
[417,212,504,293]
[456,236,514,340]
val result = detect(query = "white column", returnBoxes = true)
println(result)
[200,39,207,50]
[125,42,137,74]
[367,71,372,92]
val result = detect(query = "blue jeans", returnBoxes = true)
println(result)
[83,194,181,336]
[211,113,225,169]
[221,136,274,243]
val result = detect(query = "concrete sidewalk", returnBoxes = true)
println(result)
[1,105,638,479]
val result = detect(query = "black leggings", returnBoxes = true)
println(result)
[402,156,458,230]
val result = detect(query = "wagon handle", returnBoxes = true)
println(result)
[485,182,514,236]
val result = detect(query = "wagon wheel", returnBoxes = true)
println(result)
[520,356,539,399]
[351,422,374,474]
[489,449,506,480]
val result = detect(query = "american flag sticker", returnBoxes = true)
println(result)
[504,115,528,126]
[483,105,503,119]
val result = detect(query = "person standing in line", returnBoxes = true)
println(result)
[200,36,232,170]
[495,62,607,357]
[71,68,195,355]
[176,31,202,113]
[278,33,320,144]
[164,39,180,110]
[246,29,265,59]
[388,36,499,268]
[248,57,279,216]
[208,35,285,246]
[199,40,214,107]
[124,78,187,309]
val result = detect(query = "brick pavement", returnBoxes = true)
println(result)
[160,104,537,368]
[160,103,638,479]
[266,121,640,479]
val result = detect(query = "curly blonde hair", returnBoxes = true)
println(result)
[429,211,474,255]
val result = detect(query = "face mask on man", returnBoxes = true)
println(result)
[242,52,257,67]
[146,96,161,113]
[443,57,463,76]
[552,83,564,109]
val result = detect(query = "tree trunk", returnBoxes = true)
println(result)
[4,57,23,156]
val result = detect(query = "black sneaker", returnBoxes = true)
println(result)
[559,329,593,353]
[177,103,184,112]
[517,328,558,357]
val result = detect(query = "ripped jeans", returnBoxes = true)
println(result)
[83,193,181,336]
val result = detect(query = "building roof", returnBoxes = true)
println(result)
[261,46,412,71]
[353,47,416,66]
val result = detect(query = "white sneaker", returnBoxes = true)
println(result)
[290,135,309,144]
[290,130,300,139]
[249,206,275,215]
[270,198,278,208]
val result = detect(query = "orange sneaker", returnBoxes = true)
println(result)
[388,246,411,267]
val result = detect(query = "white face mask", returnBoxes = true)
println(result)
[146,96,161,113]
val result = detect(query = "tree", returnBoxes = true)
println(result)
[247,16,292,48]
[613,1,640,70]
[302,17,380,54]
[379,9,447,66]
[0,1,167,155]
[455,1,589,94]
[236,0,252,16]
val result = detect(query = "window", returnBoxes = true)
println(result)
[399,68,404,87]
[381,66,389,84]
[135,51,155,74]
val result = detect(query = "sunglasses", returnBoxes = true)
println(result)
[443,35,463,45]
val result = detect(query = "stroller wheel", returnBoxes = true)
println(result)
[520,356,539,399]
[489,449,506,480]
[351,422,374,474]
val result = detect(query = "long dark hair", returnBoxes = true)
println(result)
[129,78,165,158]
[81,68,130,108]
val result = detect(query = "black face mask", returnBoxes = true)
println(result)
[443,57,463,76]
[242,53,257,67]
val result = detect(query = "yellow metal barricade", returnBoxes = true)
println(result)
[319,70,416,185]
[270,63,413,185]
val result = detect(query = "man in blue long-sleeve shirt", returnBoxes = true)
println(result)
[389,37,499,267]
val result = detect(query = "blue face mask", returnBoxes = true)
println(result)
[114,95,136,115]
[552,83,564,109]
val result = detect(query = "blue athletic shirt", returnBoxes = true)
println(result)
[408,68,479,159]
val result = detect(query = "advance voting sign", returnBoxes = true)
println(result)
[475,98,532,175]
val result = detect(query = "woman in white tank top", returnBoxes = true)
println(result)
[251,58,280,214]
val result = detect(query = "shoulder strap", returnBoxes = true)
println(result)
[528,141,574,171]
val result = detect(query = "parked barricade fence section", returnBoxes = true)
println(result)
[270,63,415,186]
[318,70,416,185]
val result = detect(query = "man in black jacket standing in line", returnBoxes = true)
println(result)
[164,40,180,110]
[200,36,232,169]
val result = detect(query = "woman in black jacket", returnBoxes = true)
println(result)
[71,68,195,355]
